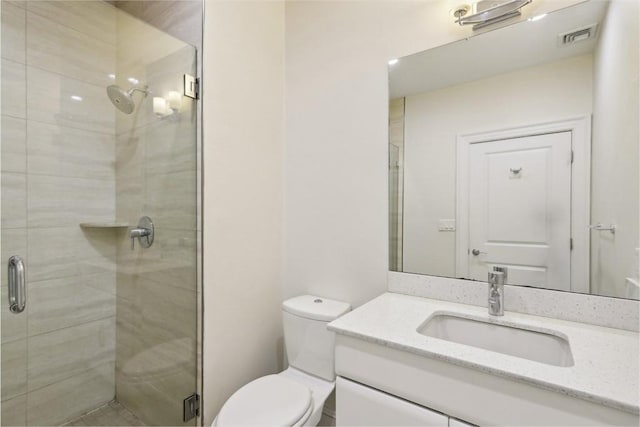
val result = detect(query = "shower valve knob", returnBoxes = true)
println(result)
[129,216,154,250]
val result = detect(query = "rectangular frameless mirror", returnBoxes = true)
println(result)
[388,0,639,300]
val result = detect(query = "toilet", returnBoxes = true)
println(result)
[213,295,351,427]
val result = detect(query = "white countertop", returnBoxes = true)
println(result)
[328,292,640,415]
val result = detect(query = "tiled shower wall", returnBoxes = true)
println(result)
[1,1,118,425]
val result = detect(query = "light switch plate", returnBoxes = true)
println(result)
[438,219,456,231]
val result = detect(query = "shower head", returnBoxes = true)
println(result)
[106,84,149,114]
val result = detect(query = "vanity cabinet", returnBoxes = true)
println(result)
[333,333,638,426]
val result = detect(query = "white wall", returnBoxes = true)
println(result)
[591,0,639,298]
[283,0,584,307]
[202,1,284,424]
[199,0,589,422]
[403,55,593,277]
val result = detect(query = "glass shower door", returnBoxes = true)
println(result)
[1,2,199,426]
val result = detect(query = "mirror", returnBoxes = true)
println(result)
[388,0,639,300]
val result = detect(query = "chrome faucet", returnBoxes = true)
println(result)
[488,266,507,316]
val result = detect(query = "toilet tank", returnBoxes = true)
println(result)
[282,295,351,382]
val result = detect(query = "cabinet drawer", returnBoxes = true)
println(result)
[336,377,448,426]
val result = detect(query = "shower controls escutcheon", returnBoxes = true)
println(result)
[129,216,154,250]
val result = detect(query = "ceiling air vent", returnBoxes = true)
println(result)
[558,23,599,46]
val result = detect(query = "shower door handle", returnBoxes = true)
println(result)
[8,255,26,314]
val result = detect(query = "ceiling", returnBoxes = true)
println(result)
[389,0,609,98]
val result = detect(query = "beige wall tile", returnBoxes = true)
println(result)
[1,1,26,63]
[1,338,27,400]
[116,9,186,80]
[144,118,197,175]
[3,0,26,8]
[27,226,116,282]
[2,59,26,118]
[27,121,115,180]
[1,172,27,229]
[115,177,143,225]
[27,1,116,45]
[115,132,144,223]
[1,116,26,173]
[26,11,115,87]
[116,132,144,176]
[27,317,115,391]
[114,292,141,370]
[26,362,115,426]
[116,275,196,346]
[26,66,115,134]
[113,0,202,49]
[27,175,115,228]
[1,393,26,426]
[28,272,116,336]
[1,228,27,344]
[144,171,196,231]
[116,227,197,292]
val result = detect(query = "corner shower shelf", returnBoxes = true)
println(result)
[79,222,130,229]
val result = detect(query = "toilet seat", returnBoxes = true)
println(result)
[216,374,313,426]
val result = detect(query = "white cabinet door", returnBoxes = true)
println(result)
[336,377,448,426]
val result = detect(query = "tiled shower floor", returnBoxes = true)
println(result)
[62,400,145,426]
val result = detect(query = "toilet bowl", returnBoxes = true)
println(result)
[213,295,351,427]
[213,367,335,427]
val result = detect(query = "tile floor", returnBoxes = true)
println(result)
[62,400,335,426]
[319,412,336,427]
[62,400,145,426]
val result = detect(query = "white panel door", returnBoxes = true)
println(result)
[467,132,572,290]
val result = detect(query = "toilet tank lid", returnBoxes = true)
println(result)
[282,295,351,321]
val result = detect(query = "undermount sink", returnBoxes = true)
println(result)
[417,313,574,367]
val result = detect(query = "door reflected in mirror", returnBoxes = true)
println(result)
[388,0,638,300]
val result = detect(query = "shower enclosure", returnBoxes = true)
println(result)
[1,1,201,425]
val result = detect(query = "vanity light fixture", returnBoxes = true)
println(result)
[528,13,547,22]
[451,0,532,30]
[153,91,182,118]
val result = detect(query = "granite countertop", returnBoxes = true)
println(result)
[328,292,639,415]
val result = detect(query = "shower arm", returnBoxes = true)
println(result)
[127,85,150,97]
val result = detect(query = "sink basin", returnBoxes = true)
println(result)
[417,313,574,367]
